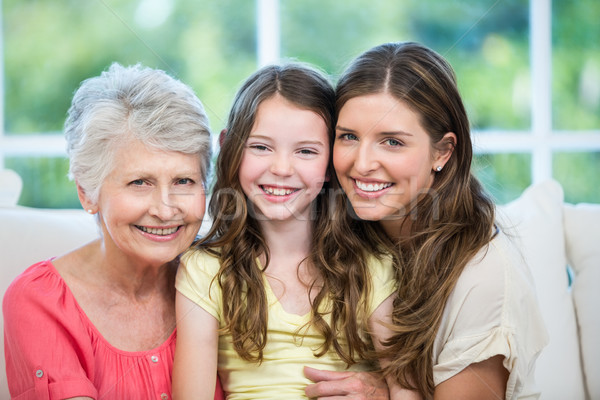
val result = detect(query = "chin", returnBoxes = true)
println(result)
[352,208,389,222]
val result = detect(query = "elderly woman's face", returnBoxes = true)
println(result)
[93,139,206,267]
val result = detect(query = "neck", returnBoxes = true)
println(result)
[379,215,411,241]
[91,240,176,300]
[259,217,312,260]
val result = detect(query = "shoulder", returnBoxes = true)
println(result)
[3,259,65,312]
[454,228,536,311]
[179,247,221,277]
[365,252,395,281]
[176,248,223,299]
[3,260,93,373]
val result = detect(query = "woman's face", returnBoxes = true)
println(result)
[83,139,206,268]
[333,92,443,234]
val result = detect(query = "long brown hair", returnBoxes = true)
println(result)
[199,63,381,365]
[336,42,496,397]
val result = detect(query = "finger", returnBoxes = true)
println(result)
[304,366,354,383]
[305,380,350,399]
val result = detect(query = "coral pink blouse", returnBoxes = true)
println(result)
[3,259,224,400]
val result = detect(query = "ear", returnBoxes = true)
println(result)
[219,128,227,147]
[432,132,456,172]
[76,182,97,214]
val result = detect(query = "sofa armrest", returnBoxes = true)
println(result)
[564,202,600,400]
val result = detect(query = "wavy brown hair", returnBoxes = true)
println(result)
[336,42,496,398]
[197,63,383,365]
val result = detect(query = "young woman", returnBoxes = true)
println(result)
[307,42,548,400]
[172,63,406,399]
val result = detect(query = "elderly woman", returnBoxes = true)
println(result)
[3,63,224,400]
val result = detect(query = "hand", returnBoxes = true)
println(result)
[304,366,390,400]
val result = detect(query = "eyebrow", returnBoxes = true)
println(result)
[125,168,202,178]
[297,140,326,146]
[247,134,326,147]
[336,125,414,137]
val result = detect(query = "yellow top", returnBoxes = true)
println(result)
[176,250,396,400]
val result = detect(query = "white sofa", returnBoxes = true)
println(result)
[1,171,599,399]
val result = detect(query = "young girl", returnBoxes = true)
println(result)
[172,63,403,399]
[307,42,548,400]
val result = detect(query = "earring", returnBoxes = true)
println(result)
[435,166,443,172]
[86,209,93,214]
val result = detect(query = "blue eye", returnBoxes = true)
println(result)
[130,179,145,186]
[338,133,358,141]
[384,138,403,146]
[176,178,194,185]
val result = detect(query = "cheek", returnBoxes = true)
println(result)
[187,192,207,222]
[313,160,330,186]
[332,146,350,174]
[238,155,255,192]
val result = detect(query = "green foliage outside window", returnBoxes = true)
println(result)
[3,0,599,208]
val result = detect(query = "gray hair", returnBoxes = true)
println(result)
[65,62,212,203]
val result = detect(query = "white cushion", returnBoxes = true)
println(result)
[564,202,600,399]
[0,206,98,400]
[497,180,585,399]
[0,169,22,206]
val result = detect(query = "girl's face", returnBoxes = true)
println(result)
[333,92,449,235]
[80,139,206,268]
[239,94,330,223]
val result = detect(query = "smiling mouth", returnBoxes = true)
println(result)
[136,225,180,236]
[261,185,298,196]
[354,180,393,192]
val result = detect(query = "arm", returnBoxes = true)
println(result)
[434,355,508,400]
[172,290,220,400]
[368,294,422,400]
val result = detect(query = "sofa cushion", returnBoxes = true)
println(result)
[564,202,600,399]
[0,170,22,207]
[0,206,98,400]
[497,180,585,399]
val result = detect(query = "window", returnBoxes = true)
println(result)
[1,0,599,207]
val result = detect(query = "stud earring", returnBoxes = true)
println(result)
[87,209,93,214]
[435,166,443,172]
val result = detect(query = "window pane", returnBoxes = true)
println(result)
[473,153,531,204]
[553,152,600,203]
[552,0,600,130]
[3,0,256,135]
[280,0,530,130]
[6,157,79,208]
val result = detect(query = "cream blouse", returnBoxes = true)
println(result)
[433,228,549,399]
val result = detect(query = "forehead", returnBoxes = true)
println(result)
[250,95,329,143]
[338,93,426,136]
[108,139,201,176]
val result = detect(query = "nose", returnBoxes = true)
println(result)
[149,187,180,221]
[269,152,294,176]
[353,142,378,175]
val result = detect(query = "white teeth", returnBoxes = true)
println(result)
[355,180,392,192]
[262,186,295,196]
[138,226,179,236]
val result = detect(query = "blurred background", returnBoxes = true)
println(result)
[0,0,598,208]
